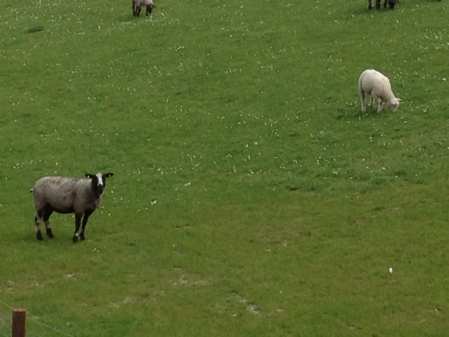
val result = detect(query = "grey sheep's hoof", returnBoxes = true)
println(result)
[73,235,79,243]
[46,228,54,238]
[37,231,43,241]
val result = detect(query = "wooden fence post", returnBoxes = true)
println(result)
[12,309,26,337]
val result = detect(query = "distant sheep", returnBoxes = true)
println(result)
[31,172,114,242]
[368,0,398,9]
[132,0,155,16]
[358,69,401,113]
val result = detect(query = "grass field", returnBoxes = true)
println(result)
[0,0,448,336]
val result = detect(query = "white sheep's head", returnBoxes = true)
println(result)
[85,172,114,195]
[387,98,401,112]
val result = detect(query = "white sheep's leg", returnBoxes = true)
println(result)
[73,213,83,243]
[376,98,383,113]
[369,96,374,108]
[79,210,94,241]
[360,91,366,112]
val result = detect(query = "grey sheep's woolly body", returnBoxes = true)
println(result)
[135,0,153,5]
[32,177,103,214]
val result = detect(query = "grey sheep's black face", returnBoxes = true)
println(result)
[85,172,114,195]
[146,4,154,14]
[388,0,398,8]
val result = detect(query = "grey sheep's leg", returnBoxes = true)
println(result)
[376,0,381,9]
[73,213,83,243]
[132,1,138,16]
[45,224,54,238]
[35,212,44,241]
[368,0,373,9]
[43,205,54,238]
[35,204,54,240]
[79,210,94,241]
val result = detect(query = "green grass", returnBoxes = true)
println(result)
[0,0,448,336]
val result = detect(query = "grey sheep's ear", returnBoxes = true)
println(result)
[85,173,94,179]
[104,173,114,178]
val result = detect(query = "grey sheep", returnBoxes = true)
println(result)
[368,0,398,9]
[31,172,114,242]
[132,0,155,17]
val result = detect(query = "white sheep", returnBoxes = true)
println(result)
[358,69,401,113]
[31,172,114,242]
[132,0,155,17]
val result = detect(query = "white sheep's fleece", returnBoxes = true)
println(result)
[358,69,401,113]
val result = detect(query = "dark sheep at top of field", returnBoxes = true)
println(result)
[132,0,156,17]
[31,172,114,243]
[368,0,398,9]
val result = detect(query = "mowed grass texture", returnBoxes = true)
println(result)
[0,0,448,336]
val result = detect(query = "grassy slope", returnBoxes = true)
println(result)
[0,0,448,336]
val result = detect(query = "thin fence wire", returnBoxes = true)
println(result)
[27,318,75,337]
[0,328,10,337]
[0,319,11,331]
[0,308,11,337]
[0,310,10,321]
[26,329,44,337]
[0,300,12,310]
[0,310,11,337]
[0,311,9,320]
[0,310,9,318]
[0,298,76,337]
